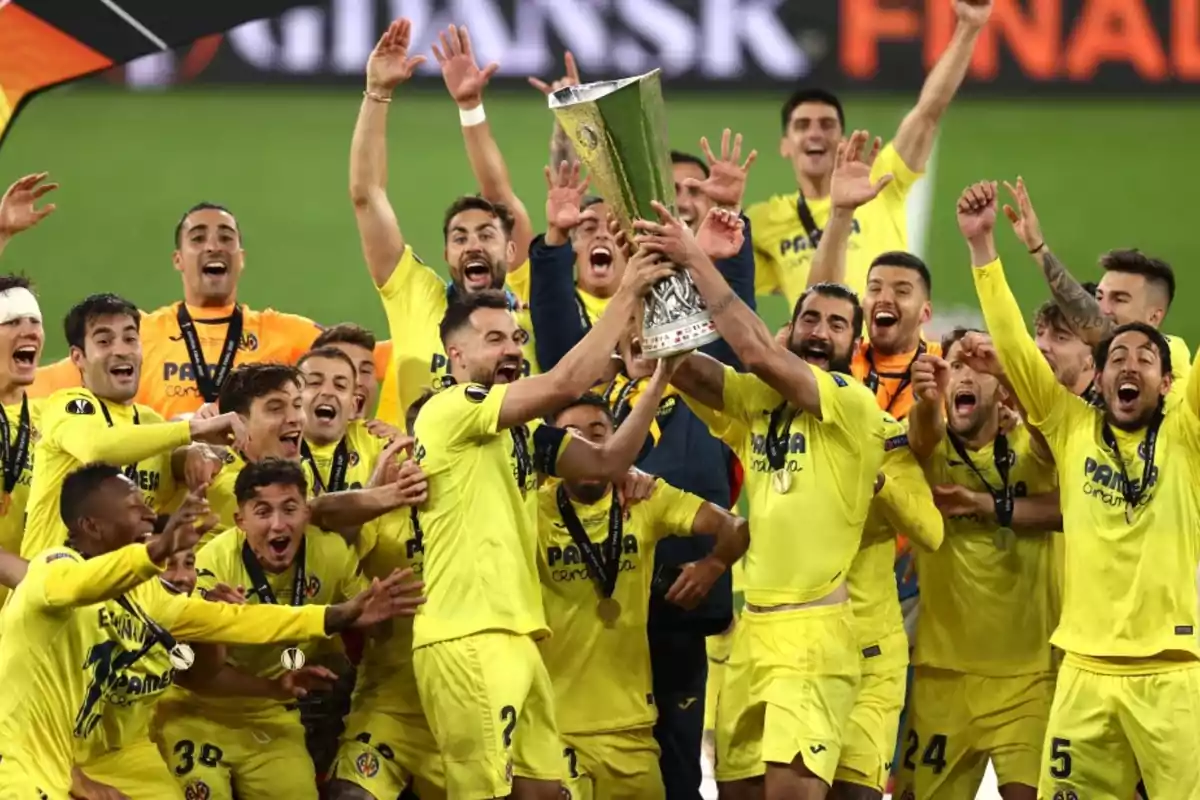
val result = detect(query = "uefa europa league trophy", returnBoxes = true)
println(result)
[548,70,720,358]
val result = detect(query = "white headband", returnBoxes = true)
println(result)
[0,288,41,325]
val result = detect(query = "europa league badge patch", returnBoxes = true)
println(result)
[169,643,195,671]
[281,646,306,671]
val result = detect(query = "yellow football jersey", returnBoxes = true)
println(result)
[350,509,425,717]
[411,382,570,649]
[1167,334,1191,393]
[914,423,1060,675]
[0,395,43,611]
[849,418,942,660]
[163,525,365,724]
[976,259,1200,663]
[718,365,887,605]
[301,418,387,493]
[376,247,539,425]
[746,142,922,304]
[537,481,703,734]
[22,389,187,558]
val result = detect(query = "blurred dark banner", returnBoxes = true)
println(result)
[102,0,1198,93]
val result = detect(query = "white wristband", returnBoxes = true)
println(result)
[459,104,486,127]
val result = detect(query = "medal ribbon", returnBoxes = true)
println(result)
[176,303,244,403]
[555,484,623,599]
[0,396,30,495]
[98,400,140,482]
[115,594,181,659]
[948,432,1015,528]
[511,426,533,491]
[241,537,307,606]
[300,438,350,495]
[862,342,926,417]
[765,402,799,471]
[795,194,823,249]
[410,506,423,552]
[1101,405,1163,518]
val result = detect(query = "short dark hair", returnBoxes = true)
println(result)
[554,393,614,427]
[442,195,515,241]
[1100,249,1175,308]
[406,388,437,436]
[869,251,933,295]
[438,289,511,347]
[1034,300,1076,336]
[670,150,709,179]
[174,202,239,248]
[792,282,864,341]
[781,88,845,133]
[297,346,357,377]
[312,323,376,352]
[580,195,606,212]
[1094,321,1173,377]
[60,462,124,530]
[234,457,308,506]
[64,294,140,351]
[1081,281,1099,297]
[940,326,984,355]
[0,274,33,294]
[218,363,302,416]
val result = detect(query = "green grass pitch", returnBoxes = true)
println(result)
[1,86,1197,359]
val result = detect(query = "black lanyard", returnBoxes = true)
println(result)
[176,303,244,403]
[0,395,30,495]
[575,292,592,332]
[300,438,350,495]
[1101,406,1163,520]
[765,402,799,471]
[1082,381,1102,407]
[556,484,623,598]
[948,432,1015,528]
[611,377,643,428]
[511,426,533,492]
[862,342,926,417]
[241,538,307,606]
[796,194,823,249]
[115,593,180,659]
[410,506,423,552]
[99,400,140,482]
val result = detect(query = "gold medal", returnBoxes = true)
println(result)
[0,492,11,517]
[1125,505,1135,525]
[168,644,195,671]
[771,468,793,494]
[993,527,1013,550]
[281,646,306,671]
[597,597,622,627]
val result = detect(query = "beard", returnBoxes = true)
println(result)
[789,338,853,374]
[567,481,608,504]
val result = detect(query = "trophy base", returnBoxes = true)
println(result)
[642,313,721,359]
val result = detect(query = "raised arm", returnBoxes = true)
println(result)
[36,545,162,610]
[530,162,592,369]
[550,355,678,483]
[637,206,824,417]
[529,53,582,170]
[0,172,58,259]
[496,251,673,430]
[908,353,949,460]
[51,401,240,466]
[959,182,1070,430]
[349,18,426,288]
[434,24,532,268]
[670,351,728,412]
[806,132,895,290]
[892,0,992,172]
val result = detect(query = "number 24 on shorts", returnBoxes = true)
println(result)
[902,730,948,774]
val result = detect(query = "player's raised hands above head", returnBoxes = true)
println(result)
[0,172,57,239]
[151,484,218,563]
[957,331,1006,378]
[528,50,581,98]
[831,130,893,211]
[1001,177,1045,254]
[620,247,678,298]
[912,353,950,403]
[695,207,745,261]
[633,201,706,268]
[544,160,591,233]
[366,17,427,93]
[955,0,994,29]
[683,129,758,211]
[956,181,999,241]
[432,24,498,108]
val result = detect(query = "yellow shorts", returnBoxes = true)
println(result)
[331,708,445,799]
[414,631,562,799]
[714,603,860,786]
[1038,658,1200,800]
[834,629,909,791]
[892,666,1054,799]
[0,750,52,800]
[81,738,182,800]
[705,627,735,732]
[562,727,663,800]
[157,709,316,800]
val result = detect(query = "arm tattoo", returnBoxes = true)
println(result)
[1041,248,1112,343]
[549,123,576,169]
[708,290,739,317]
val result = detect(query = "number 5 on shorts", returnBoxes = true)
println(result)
[1049,737,1072,779]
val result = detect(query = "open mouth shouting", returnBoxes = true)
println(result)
[312,402,338,423]
[12,344,38,374]
[267,532,293,556]
[494,359,522,384]
[952,387,978,418]
[461,255,494,292]
[109,361,136,385]
[587,245,615,279]
[798,340,832,369]
[278,430,303,458]
[1114,378,1141,412]
[872,308,900,331]
[201,258,229,278]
